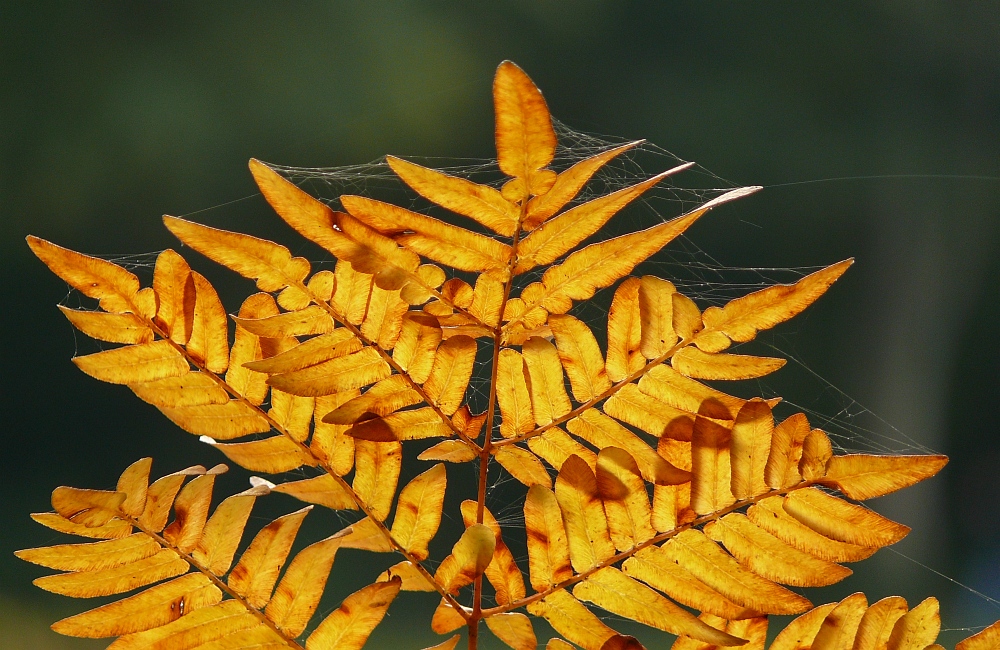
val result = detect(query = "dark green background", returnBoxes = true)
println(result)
[3,2,999,647]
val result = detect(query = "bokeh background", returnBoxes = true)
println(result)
[3,2,999,647]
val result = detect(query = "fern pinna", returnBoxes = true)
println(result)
[20,61,1000,650]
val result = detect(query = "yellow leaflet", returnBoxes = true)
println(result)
[243,330,361,375]
[782,488,910,548]
[459,500,526,605]
[131,372,230,409]
[431,599,469,633]
[852,596,908,650]
[799,429,833,481]
[103,600,256,650]
[523,336,572,425]
[672,346,786,381]
[50,573,221,639]
[638,364,745,421]
[497,348,534,438]
[323,375,421,425]
[51,487,126,527]
[342,194,511,275]
[228,507,310,609]
[638,275,677,360]
[495,445,552,489]
[769,602,839,650]
[377,560,436,592]
[268,389,313,442]
[765,412,811,489]
[704,514,851,587]
[269,474,357,511]
[338,517,393,553]
[424,634,462,650]
[59,306,153,345]
[225,293,277,407]
[471,273,505,328]
[747,497,877,563]
[234,304,334,339]
[27,236,140,314]
[819,454,948,500]
[192,486,265,575]
[810,592,867,650]
[730,399,773,500]
[138,469,199,533]
[694,259,853,353]
[74,340,188,385]
[389,464,447,561]
[116,457,151,518]
[554,454,615,573]
[434,523,496,593]
[886,597,940,650]
[393,312,442,384]
[486,612,537,650]
[159,400,271,439]
[267,347,391,397]
[423,335,477,415]
[596,448,655,551]
[524,484,573,592]
[528,592,617,650]
[605,277,644,382]
[153,249,195,344]
[387,155,519,236]
[348,407,453,442]
[622,546,759,620]
[187,271,230,373]
[652,437,694,532]
[305,578,401,650]
[418,440,478,463]
[493,60,557,202]
[332,260,374,325]
[162,473,216,553]
[265,536,342,637]
[206,435,314,474]
[670,613,728,650]
[524,141,642,229]
[518,208,707,317]
[672,292,703,341]
[352,440,402,521]
[529,427,598,471]
[516,168,687,274]
[574,567,744,647]
[163,216,310,300]
[568,410,689,485]
[361,284,408,349]
[16,534,160,573]
[663,529,812,615]
[690,414,735,515]
[33,548,188,598]
[603,383,692,440]
[312,390,359,475]
[550,314,611,402]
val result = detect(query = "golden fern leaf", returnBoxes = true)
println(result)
[28,60,990,650]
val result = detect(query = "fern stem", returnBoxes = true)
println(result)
[121,513,306,649]
[481,479,821,618]
[492,336,695,448]
[468,199,529,650]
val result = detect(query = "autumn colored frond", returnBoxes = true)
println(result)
[23,59,984,650]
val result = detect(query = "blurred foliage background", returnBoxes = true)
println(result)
[3,2,999,647]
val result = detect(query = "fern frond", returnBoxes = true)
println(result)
[18,460,374,648]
